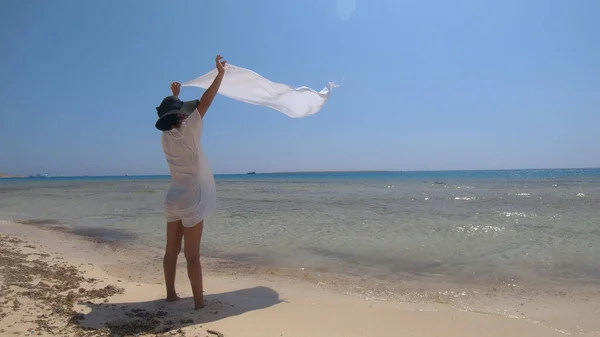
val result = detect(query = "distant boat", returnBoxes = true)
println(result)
[246,171,256,175]
[29,173,50,178]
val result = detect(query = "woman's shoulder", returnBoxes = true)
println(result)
[185,110,203,127]
[162,127,187,141]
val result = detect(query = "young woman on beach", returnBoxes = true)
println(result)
[154,55,226,310]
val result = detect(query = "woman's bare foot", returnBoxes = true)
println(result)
[166,294,181,302]
[194,298,205,310]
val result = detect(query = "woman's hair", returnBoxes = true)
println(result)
[157,114,179,131]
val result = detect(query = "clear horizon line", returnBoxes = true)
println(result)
[3,166,599,178]
[235,167,600,175]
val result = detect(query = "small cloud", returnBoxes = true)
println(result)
[337,0,356,21]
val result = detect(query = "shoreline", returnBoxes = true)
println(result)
[1,221,599,336]
[0,175,25,179]
[8,219,599,291]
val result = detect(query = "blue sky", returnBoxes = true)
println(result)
[1,0,599,176]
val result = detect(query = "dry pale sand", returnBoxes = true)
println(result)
[1,223,599,337]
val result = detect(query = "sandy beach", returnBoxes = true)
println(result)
[1,221,597,337]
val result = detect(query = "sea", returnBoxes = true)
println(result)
[1,169,600,317]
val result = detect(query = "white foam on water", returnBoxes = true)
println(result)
[454,224,506,235]
[454,196,476,201]
[501,212,536,218]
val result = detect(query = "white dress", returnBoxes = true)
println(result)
[161,109,216,227]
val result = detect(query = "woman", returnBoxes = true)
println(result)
[155,55,226,309]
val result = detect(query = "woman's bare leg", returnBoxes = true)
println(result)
[164,220,183,302]
[183,220,204,310]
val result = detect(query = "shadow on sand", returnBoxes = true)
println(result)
[75,286,283,335]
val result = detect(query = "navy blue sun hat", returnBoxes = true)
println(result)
[155,96,199,131]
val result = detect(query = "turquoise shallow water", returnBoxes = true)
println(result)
[1,169,599,289]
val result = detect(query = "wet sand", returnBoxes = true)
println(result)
[1,222,599,337]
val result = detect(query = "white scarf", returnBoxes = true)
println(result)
[182,64,337,118]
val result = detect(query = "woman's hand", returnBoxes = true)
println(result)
[170,82,181,97]
[216,55,227,75]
